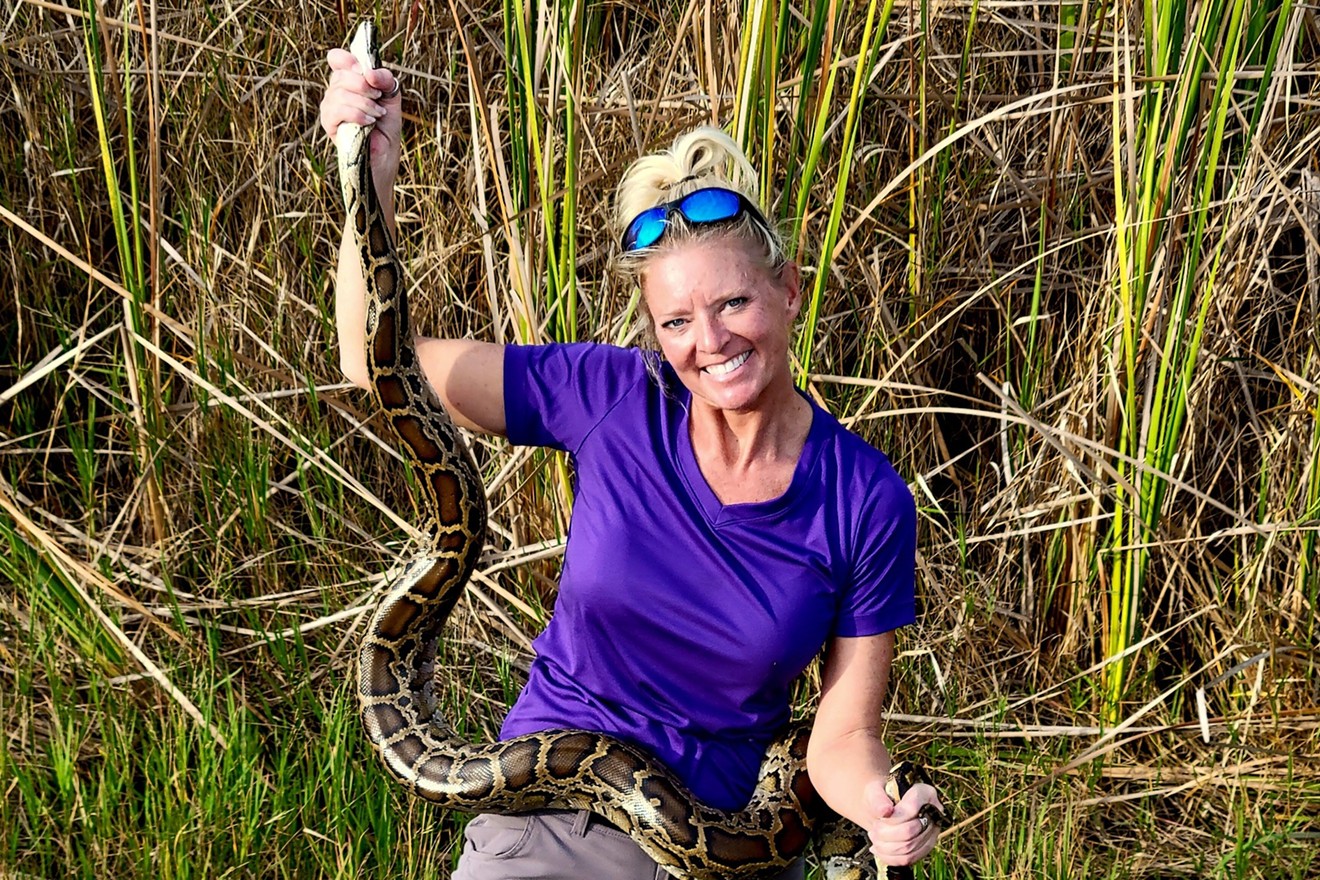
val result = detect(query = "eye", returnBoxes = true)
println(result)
[660,317,687,331]
[724,296,748,310]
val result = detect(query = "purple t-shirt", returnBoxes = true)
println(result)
[499,343,916,810]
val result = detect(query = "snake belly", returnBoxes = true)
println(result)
[334,20,887,880]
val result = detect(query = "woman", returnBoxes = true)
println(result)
[321,47,942,879]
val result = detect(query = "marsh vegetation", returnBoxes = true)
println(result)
[1,0,1317,877]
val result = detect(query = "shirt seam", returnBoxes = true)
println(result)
[570,358,650,456]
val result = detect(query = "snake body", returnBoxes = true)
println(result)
[336,21,941,880]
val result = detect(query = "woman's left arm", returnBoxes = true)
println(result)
[806,631,942,867]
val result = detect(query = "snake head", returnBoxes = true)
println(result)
[883,762,950,828]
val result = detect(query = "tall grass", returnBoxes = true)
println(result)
[1,1,1317,878]
[1102,0,1305,721]
[793,0,895,385]
[80,0,168,545]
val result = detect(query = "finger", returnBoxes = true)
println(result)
[321,95,388,139]
[333,94,388,126]
[326,47,361,71]
[909,825,940,863]
[868,834,928,869]
[867,814,928,845]
[328,69,396,110]
[889,800,918,821]
[327,72,389,104]
[869,820,938,866]
[362,68,398,96]
[864,778,894,818]
[892,783,941,821]
[327,69,380,99]
[327,47,393,95]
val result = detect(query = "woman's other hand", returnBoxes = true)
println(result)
[864,777,942,868]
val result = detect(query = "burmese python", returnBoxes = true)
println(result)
[335,21,944,879]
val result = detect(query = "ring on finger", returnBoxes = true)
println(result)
[918,814,930,832]
[383,79,401,99]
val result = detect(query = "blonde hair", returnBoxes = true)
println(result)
[613,126,787,277]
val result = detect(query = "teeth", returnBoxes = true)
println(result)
[705,351,750,376]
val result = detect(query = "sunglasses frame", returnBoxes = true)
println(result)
[620,186,771,253]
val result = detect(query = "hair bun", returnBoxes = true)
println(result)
[614,126,760,234]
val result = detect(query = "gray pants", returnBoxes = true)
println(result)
[453,810,807,880]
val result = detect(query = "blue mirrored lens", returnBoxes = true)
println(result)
[678,188,743,224]
[624,207,668,251]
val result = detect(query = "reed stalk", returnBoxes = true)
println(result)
[795,0,895,384]
[79,0,168,543]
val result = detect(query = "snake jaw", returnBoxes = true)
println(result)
[884,762,950,828]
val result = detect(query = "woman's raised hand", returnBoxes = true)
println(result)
[320,47,403,188]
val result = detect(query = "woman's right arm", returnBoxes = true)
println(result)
[321,48,507,436]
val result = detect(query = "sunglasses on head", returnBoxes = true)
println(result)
[621,186,770,253]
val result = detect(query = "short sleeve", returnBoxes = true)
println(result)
[834,468,918,637]
[503,343,648,453]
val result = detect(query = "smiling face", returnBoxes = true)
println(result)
[641,235,802,415]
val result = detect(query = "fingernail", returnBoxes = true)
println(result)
[369,88,382,99]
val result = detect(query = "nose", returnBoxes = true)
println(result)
[695,311,730,354]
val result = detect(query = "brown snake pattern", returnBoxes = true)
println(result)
[336,21,942,879]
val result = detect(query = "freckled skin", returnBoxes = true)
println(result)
[642,236,802,418]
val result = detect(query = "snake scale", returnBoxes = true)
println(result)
[335,21,943,880]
